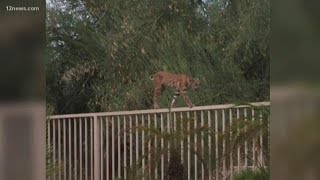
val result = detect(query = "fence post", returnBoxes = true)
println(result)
[93,115,101,180]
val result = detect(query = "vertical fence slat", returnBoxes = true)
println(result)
[90,118,93,180]
[160,113,164,180]
[47,120,51,180]
[53,120,56,180]
[112,116,115,179]
[167,113,170,167]
[63,119,66,180]
[154,114,158,180]
[100,118,103,180]
[252,108,256,170]
[85,118,88,180]
[118,116,121,178]
[194,111,197,180]
[129,116,133,167]
[129,115,132,166]
[201,111,204,180]
[187,111,190,180]
[259,111,264,166]
[147,114,151,179]
[244,108,248,168]
[74,118,77,180]
[135,115,139,164]
[208,111,212,179]
[68,119,71,180]
[236,109,240,172]
[173,112,176,131]
[58,119,61,180]
[215,110,218,180]
[80,118,83,180]
[123,116,127,179]
[93,115,101,180]
[222,109,226,177]
[180,112,184,164]
[142,115,145,180]
[229,109,233,177]
[106,117,109,179]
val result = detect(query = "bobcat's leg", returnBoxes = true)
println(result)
[170,91,180,108]
[153,85,163,109]
[179,89,194,108]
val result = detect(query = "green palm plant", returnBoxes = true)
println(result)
[232,166,270,180]
[114,166,145,180]
[114,103,270,180]
[127,108,216,180]
[219,103,270,179]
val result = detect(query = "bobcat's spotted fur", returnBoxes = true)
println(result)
[150,71,200,109]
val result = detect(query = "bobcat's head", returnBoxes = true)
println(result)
[190,77,200,91]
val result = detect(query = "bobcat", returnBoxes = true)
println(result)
[150,71,200,109]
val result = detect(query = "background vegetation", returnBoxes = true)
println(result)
[46,0,270,114]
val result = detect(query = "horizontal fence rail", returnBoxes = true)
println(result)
[47,102,270,180]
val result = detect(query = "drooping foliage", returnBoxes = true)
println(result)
[46,0,270,114]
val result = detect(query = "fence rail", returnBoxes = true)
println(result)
[47,102,270,180]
